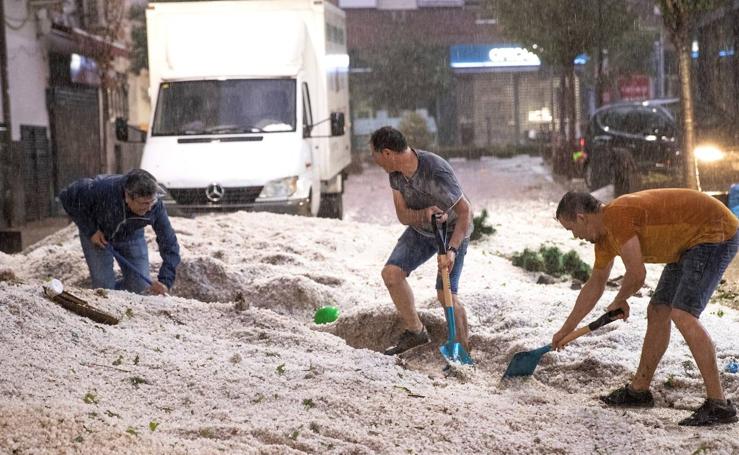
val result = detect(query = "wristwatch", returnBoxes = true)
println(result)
[448,246,458,255]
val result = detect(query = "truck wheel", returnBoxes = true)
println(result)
[317,193,343,219]
[613,149,641,196]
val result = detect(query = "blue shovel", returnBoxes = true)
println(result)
[502,308,624,378]
[105,244,153,287]
[432,214,474,366]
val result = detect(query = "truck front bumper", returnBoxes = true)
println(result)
[163,197,311,217]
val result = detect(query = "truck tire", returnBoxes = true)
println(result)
[317,193,343,219]
[613,149,641,196]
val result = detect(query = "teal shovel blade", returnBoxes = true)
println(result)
[440,307,474,365]
[502,344,552,378]
[440,341,474,365]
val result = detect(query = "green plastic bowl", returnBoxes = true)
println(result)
[314,306,340,324]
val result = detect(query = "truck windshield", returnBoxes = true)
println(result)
[151,79,297,136]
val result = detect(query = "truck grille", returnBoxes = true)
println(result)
[168,187,264,205]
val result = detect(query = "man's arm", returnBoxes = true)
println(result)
[552,259,613,349]
[447,196,470,250]
[392,190,442,226]
[150,204,181,289]
[606,235,645,320]
[58,178,99,238]
[436,197,470,271]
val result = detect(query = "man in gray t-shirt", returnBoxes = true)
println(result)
[370,126,473,356]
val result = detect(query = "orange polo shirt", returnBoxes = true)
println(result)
[594,189,739,269]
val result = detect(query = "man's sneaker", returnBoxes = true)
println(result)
[383,327,430,356]
[600,384,655,407]
[679,399,738,426]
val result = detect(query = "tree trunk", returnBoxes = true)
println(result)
[596,47,605,107]
[553,72,569,175]
[676,37,699,190]
[566,63,577,153]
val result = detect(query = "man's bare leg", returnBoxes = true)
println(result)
[631,303,672,391]
[382,265,423,332]
[671,308,725,400]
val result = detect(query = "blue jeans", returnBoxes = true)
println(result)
[79,230,150,294]
[386,227,469,293]
[651,231,739,317]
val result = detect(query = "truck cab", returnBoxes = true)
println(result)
[121,0,351,219]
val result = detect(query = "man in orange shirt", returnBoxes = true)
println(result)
[553,189,738,426]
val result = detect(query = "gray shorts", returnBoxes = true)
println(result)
[651,231,739,317]
[385,227,469,294]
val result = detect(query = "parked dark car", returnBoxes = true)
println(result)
[583,98,739,197]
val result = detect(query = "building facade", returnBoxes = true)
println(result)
[340,0,576,148]
[0,0,143,236]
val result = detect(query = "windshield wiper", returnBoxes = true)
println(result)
[204,125,262,134]
[178,129,206,135]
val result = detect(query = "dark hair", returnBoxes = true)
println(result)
[555,191,602,221]
[124,169,160,199]
[370,126,407,153]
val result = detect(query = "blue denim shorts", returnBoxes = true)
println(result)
[385,227,469,293]
[651,231,739,317]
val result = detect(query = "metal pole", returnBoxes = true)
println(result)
[0,0,14,228]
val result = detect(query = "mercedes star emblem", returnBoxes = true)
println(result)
[205,183,225,202]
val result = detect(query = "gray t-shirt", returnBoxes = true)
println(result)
[389,149,473,238]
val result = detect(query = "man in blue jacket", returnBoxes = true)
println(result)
[59,169,180,295]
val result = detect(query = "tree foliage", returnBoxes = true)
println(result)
[129,4,148,75]
[350,44,452,113]
[398,111,434,150]
[491,0,635,68]
[491,0,636,174]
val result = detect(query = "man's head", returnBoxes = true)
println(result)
[369,126,408,173]
[124,169,160,216]
[555,191,604,243]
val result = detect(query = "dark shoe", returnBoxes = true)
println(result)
[679,399,738,426]
[384,327,430,356]
[600,384,655,407]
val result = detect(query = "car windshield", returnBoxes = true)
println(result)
[151,79,297,136]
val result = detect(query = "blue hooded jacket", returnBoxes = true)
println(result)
[59,174,181,288]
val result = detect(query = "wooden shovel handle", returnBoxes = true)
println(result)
[559,309,624,347]
[440,266,453,309]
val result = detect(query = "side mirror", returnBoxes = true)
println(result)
[330,112,345,137]
[115,117,129,142]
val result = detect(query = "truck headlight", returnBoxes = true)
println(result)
[694,144,724,163]
[258,176,298,199]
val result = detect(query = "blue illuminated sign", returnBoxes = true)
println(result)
[450,44,588,69]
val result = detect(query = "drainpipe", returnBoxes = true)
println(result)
[0,0,14,228]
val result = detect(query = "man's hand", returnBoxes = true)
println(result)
[607,299,630,321]
[551,325,574,351]
[90,230,108,249]
[425,206,447,224]
[149,280,169,296]
[437,250,455,273]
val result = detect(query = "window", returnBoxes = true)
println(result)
[152,79,297,136]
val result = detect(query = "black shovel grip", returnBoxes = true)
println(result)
[431,214,447,255]
[587,309,625,331]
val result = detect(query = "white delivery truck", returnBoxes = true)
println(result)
[126,0,351,218]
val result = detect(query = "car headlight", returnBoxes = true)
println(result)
[258,176,298,199]
[694,144,724,163]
